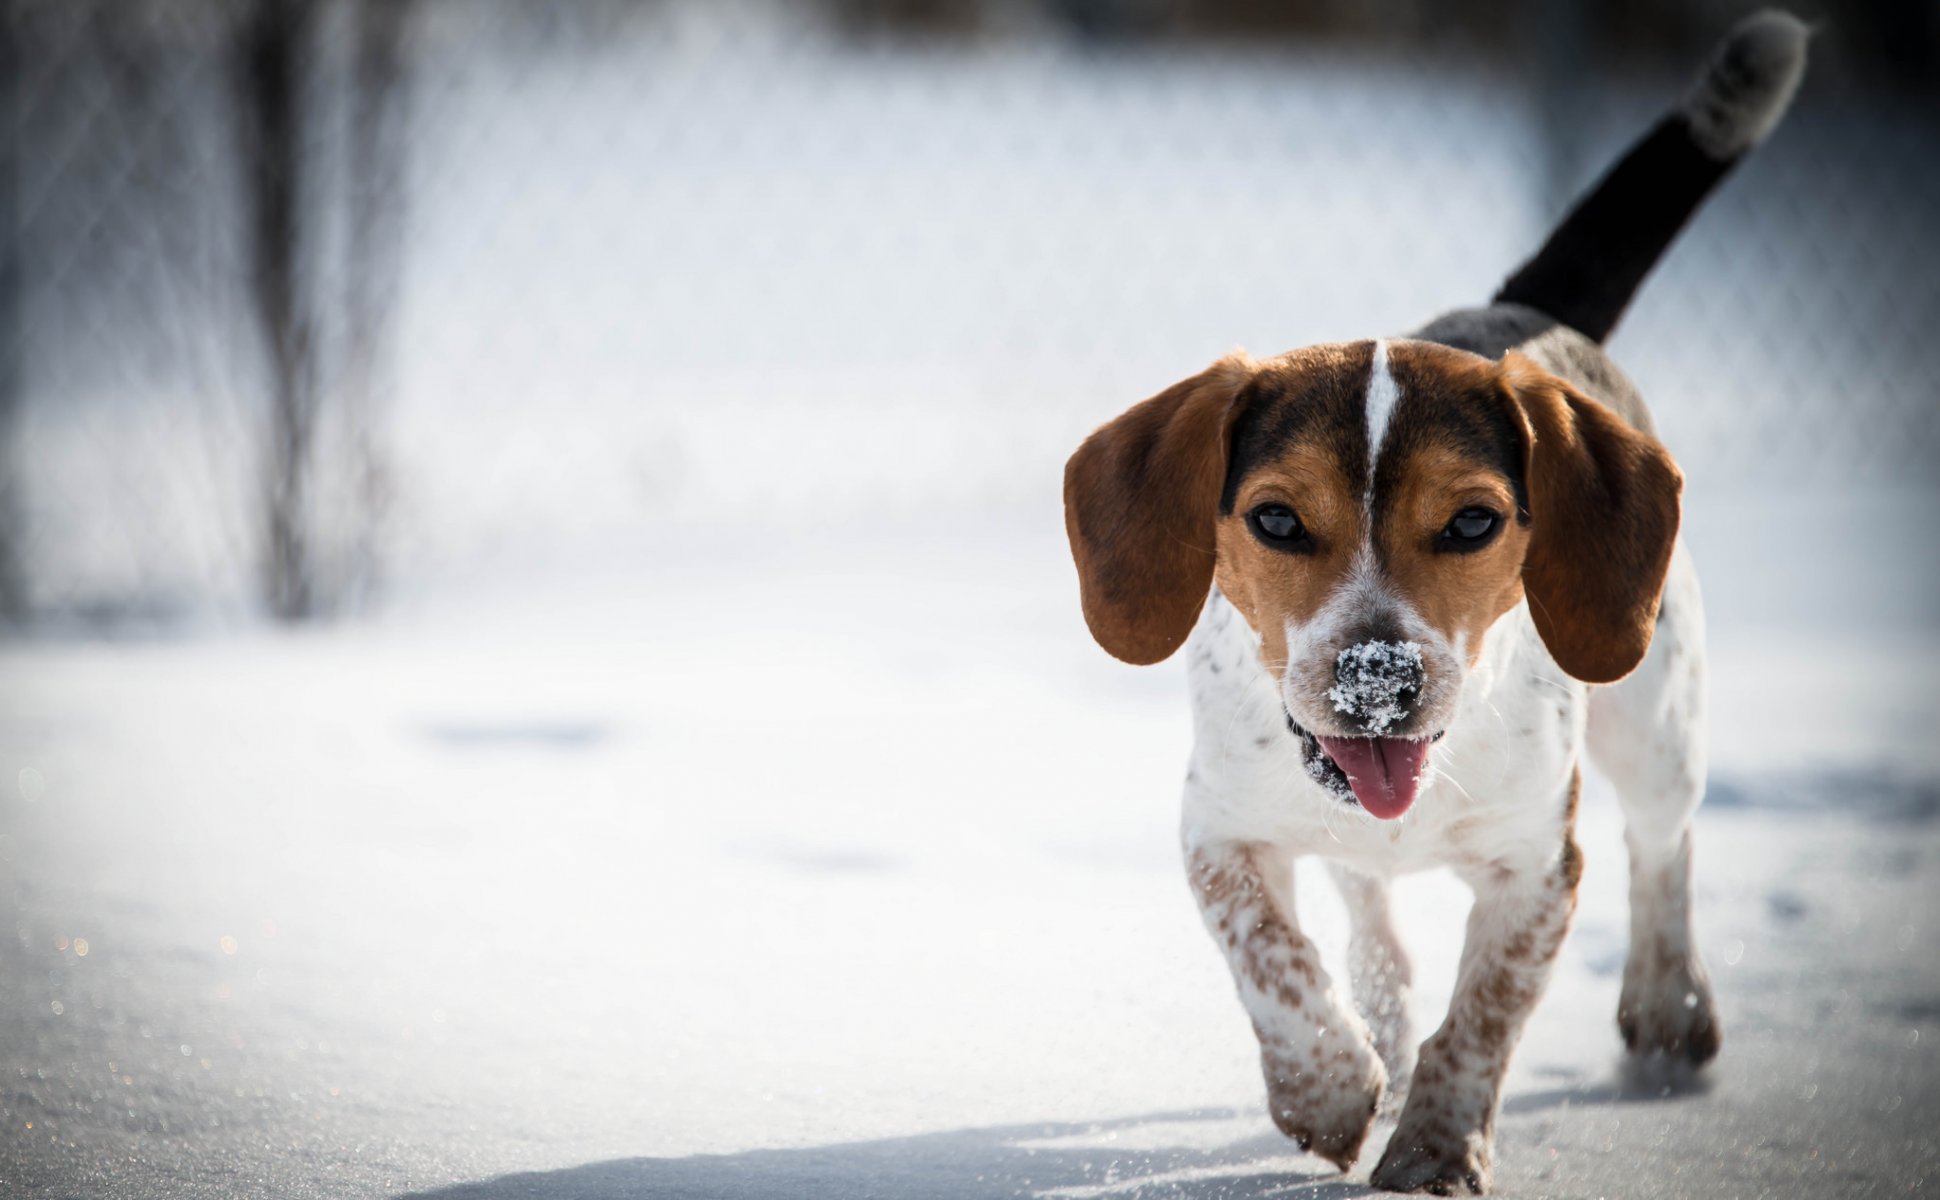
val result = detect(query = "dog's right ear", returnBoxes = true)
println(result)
[1063,353,1255,665]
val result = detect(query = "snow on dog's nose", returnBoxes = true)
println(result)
[1313,640,1434,819]
[1328,640,1424,735]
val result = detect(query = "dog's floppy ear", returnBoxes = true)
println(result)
[1501,352,1683,684]
[1064,354,1255,665]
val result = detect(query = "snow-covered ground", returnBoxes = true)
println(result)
[3,488,1937,1198]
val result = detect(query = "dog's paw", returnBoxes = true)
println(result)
[1618,953,1720,1065]
[1259,1035,1385,1169]
[1370,1122,1492,1195]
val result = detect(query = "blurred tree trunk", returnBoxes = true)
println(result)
[338,0,414,610]
[233,0,321,622]
[0,1,24,625]
[232,0,413,622]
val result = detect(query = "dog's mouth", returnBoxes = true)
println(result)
[1286,711,1440,820]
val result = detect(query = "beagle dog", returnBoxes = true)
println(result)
[1063,13,1808,1194]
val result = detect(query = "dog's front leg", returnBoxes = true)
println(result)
[1328,861,1417,1106]
[1187,840,1385,1169]
[1371,830,1581,1195]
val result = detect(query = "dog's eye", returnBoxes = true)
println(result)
[1439,507,1499,549]
[1247,504,1311,551]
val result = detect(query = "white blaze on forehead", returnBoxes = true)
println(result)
[1363,339,1400,505]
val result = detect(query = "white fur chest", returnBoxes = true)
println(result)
[1180,590,1584,877]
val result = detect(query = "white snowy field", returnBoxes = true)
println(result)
[3,488,1937,1199]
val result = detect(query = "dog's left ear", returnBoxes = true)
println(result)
[1501,352,1683,685]
[1064,353,1255,665]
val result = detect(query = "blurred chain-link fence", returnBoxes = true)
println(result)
[4,0,1938,627]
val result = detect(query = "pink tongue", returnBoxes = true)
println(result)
[1314,735,1432,820]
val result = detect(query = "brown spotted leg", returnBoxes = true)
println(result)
[1370,829,1581,1195]
[1187,841,1386,1169]
[1329,862,1416,1109]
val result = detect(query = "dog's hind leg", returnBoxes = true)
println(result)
[1328,862,1416,1107]
[1187,840,1385,1169]
[1587,542,1720,1064]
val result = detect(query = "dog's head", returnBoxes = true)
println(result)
[1064,338,1681,818]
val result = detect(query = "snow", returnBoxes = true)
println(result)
[1326,641,1425,735]
[3,494,1937,1199]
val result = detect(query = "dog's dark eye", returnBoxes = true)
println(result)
[1247,504,1312,551]
[1439,507,1499,550]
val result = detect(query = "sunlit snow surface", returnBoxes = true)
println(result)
[3,493,1938,1199]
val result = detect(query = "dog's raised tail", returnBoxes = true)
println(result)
[1493,10,1809,344]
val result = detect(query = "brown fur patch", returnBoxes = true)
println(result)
[1064,353,1257,664]
[1214,442,1364,673]
[1559,770,1585,887]
[1369,343,1535,664]
[1376,441,1529,664]
[1187,843,1321,996]
[1501,352,1683,683]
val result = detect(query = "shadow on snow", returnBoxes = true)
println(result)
[395,1108,1381,1200]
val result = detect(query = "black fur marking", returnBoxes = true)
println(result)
[1372,352,1530,538]
[1494,115,1736,344]
[1284,709,1355,804]
[1409,306,1654,444]
[1220,343,1376,515]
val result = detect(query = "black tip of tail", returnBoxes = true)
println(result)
[1493,10,1810,344]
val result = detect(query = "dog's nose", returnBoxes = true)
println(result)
[1328,640,1425,735]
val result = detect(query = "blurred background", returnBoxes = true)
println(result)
[3,2,1938,1198]
[2,0,1936,627]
